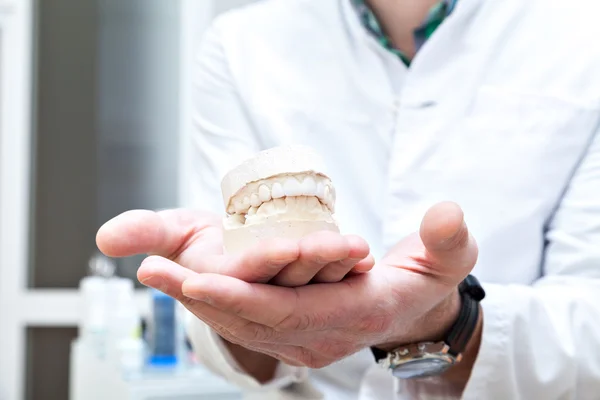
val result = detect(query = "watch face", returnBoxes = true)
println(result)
[391,358,452,379]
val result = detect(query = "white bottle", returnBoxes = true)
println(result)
[105,278,142,362]
[79,275,109,359]
[105,277,146,379]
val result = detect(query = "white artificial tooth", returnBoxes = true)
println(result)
[247,206,257,216]
[256,205,266,216]
[230,214,245,224]
[283,178,303,197]
[285,196,297,210]
[324,185,331,203]
[325,185,335,212]
[301,176,317,196]
[295,196,307,208]
[257,201,273,216]
[234,199,245,214]
[273,198,286,211]
[250,193,261,207]
[306,196,319,210]
[271,182,285,199]
[259,184,271,202]
[316,181,325,200]
[243,196,250,208]
[325,186,335,210]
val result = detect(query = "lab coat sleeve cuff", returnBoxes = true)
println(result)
[461,283,511,400]
[185,311,308,391]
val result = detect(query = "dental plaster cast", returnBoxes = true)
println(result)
[221,145,339,254]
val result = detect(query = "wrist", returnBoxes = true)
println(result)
[376,289,462,352]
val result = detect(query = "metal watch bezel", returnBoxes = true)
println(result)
[377,341,461,371]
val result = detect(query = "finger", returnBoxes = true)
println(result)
[183,273,296,327]
[419,201,478,284]
[98,210,300,282]
[96,209,221,258]
[137,257,295,348]
[182,273,374,331]
[142,236,298,283]
[138,255,278,341]
[313,235,372,282]
[269,231,350,287]
[137,255,204,299]
[178,237,298,282]
[351,254,376,273]
[218,238,300,283]
[313,259,362,283]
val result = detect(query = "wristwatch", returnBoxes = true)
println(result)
[370,275,485,379]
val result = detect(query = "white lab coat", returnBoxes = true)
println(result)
[185,0,600,398]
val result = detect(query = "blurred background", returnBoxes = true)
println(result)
[0,0,256,399]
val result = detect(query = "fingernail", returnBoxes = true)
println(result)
[184,292,212,304]
[140,276,167,293]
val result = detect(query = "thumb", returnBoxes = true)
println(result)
[419,202,478,284]
[96,209,221,259]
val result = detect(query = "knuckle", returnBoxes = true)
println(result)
[241,322,277,342]
[275,312,314,332]
[312,255,329,265]
[223,320,279,344]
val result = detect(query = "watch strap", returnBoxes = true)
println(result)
[445,283,481,355]
[370,343,388,362]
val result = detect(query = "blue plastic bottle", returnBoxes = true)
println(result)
[148,289,178,367]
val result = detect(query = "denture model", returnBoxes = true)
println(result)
[221,145,339,254]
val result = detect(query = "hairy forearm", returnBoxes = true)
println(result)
[222,339,280,384]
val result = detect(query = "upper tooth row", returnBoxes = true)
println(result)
[230,176,335,214]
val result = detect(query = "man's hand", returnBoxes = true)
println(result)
[97,202,479,390]
[96,209,375,288]
[103,202,477,373]
[97,209,376,382]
